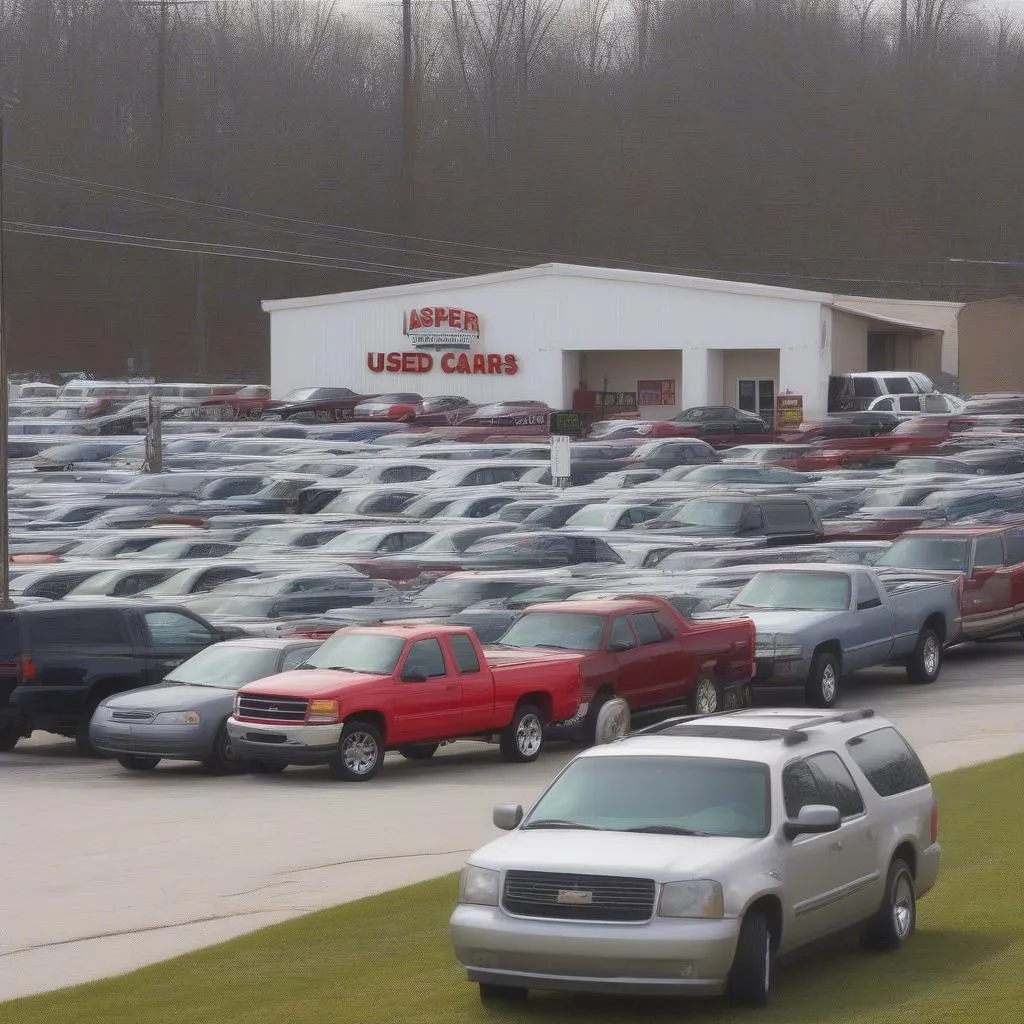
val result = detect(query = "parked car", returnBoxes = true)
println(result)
[352,393,424,421]
[226,623,590,779]
[451,706,940,1006]
[643,495,824,545]
[670,406,771,435]
[89,638,321,772]
[868,393,966,417]
[828,371,936,412]
[706,565,962,706]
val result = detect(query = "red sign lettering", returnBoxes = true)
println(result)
[404,307,480,337]
[369,351,518,375]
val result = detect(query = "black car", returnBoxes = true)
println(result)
[2,602,234,755]
[626,438,721,471]
[670,406,770,435]
[262,387,376,423]
[643,494,824,544]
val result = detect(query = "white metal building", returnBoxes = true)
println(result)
[264,263,956,422]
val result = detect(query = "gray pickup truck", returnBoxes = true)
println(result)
[696,564,962,707]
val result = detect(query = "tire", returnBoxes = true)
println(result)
[727,910,774,1007]
[805,651,840,708]
[247,761,287,775]
[479,982,528,1004]
[906,626,942,684]
[862,859,916,950]
[399,743,439,761]
[689,673,722,715]
[499,704,545,763]
[75,719,100,758]
[203,722,245,775]
[0,720,22,752]
[117,754,160,771]
[328,720,384,781]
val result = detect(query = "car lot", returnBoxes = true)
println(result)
[4,644,1024,1002]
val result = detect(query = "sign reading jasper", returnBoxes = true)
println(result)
[404,307,481,350]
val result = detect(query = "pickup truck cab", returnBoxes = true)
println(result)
[703,565,961,707]
[226,624,587,781]
[875,525,1024,641]
[492,597,755,733]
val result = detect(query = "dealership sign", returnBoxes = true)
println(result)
[403,306,480,350]
[367,352,518,375]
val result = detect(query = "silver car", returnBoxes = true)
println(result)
[89,638,320,773]
[450,707,940,1006]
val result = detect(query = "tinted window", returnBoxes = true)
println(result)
[1004,527,1024,565]
[632,612,667,645]
[764,501,813,527]
[28,610,128,647]
[143,611,216,648]
[854,572,883,608]
[281,646,316,672]
[404,638,447,678]
[782,760,821,818]
[884,377,913,393]
[974,535,1004,568]
[846,727,930,796]
[807,752,865,817]
[609,616,637,650]
[448,633,481,673]
[0,615,20,659]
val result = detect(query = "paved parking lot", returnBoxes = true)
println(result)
[3,644,1024,1002]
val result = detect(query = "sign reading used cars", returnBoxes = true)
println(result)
[367,352,519,375]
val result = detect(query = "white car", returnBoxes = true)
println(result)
[867,393,965,416]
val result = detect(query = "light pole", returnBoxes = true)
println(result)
[0,104,11,607]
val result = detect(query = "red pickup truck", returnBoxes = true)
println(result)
[490,596,755,738]
[874,525,1024,640]
[226,623,586,781]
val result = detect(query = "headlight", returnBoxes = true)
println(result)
[658,880,724,919]
[307,699,340,724]
[154,710,201,726]
[754,632,777,651]
[459,865,501,907]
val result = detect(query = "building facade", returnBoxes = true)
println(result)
[265,263,953,422]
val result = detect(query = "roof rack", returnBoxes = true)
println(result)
[782,708,876,745]
[630,708,751,736]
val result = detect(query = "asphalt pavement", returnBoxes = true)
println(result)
[2,642,1023,1002]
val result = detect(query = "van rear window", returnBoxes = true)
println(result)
[25,611,129,648]
[846,727,929,796]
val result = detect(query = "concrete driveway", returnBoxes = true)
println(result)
[2,642,1023,1001]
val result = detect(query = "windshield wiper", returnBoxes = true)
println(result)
[522,819,601,831]
[624,824,709,836]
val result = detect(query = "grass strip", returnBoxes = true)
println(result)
[3,753,1023,1024]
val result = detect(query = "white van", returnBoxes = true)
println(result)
[828,371,936,412]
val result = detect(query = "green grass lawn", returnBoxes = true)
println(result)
[4,754,1023,1024]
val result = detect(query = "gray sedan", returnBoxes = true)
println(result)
[89,638,320,773]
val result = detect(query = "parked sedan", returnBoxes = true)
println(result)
[89,638,321,772]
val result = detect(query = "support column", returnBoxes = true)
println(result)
[680,348,724,409]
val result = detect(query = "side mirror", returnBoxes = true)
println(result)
[783,804,842,840]
[493,804,523,830]
[401,667,429,683]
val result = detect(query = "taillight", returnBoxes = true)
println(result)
[19,656,37,684]
[930,798,939,844]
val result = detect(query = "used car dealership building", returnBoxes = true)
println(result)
[264,263,961,422]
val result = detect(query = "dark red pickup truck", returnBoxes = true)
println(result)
[226,623,586,780]
[490,596,756,738]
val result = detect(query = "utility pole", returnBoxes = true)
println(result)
[0,106,10,606]
[399,0,415,232]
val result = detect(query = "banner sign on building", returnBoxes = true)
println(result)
[403,307,481,350]
[637,379,676,406]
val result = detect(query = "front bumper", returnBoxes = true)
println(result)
[89,720,212,760]
[450,904,739,995]
[226,718,343,765]
[753,655,810,684]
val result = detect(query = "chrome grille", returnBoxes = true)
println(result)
[236,695,309,722]
[110,710,155,723]
[502,870,656,922]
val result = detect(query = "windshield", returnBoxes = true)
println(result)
[282,388,321,401]
[734,571,851,611]
[524,755,770,838]
[565,506,614,527]
[876,537,971,573]
[413,579,488,604]
[860,486,931,508]
[670,500,745,527]
[305,631,406,673]
[322,531,394,553]
[185,595,277,617]
[413,531,484,554]
[499,611,604,651]
[165,645,281,688]
[141,570,202,596]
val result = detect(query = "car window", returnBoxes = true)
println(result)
[281,645,316,671]
[0,615,20,660]
[974,535,1004,569]
[846,727,930,796]
[448,633,481,673]
[1004,527,1024,565]
[403,638,447,678]
[112,571,171,596]
[27,610,130,647]
[806,752,865,817]
[143,611,216,648]
[899,396,922,412]
[632,612,667,645]
[854,572,883,609]
[884,376,913,393]
[763,501,813,527]
[609,616,637,650]
[782,759,821,818]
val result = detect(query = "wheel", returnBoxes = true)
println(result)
[805,651,840,708]
[75,719,100,757]
[247,761,287,774]
[580,692,630,746]
[727,910,774,1006]
[862,859,916,950]
[479,982,528,1003]
[328,720,384,781]
[0,720,22,752]
[499,704,545,763]
[907,627,942,684]
[399,743,439,761]
[203,722,245,775]
[689,673,721,715]
[117,754,160,771]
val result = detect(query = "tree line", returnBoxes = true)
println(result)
[0,0,1022,379]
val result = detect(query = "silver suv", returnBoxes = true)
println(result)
[450,707,941,1007]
